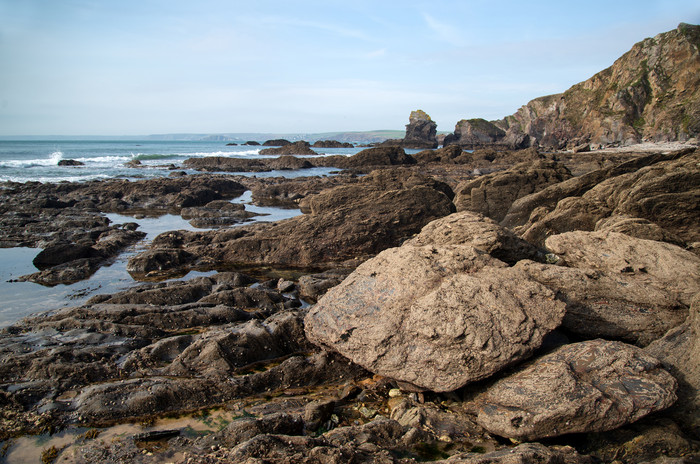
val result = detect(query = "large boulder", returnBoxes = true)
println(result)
[305,244,565,392]
[516,260,688,346]
[475,339,677,441]
[404,211,544,265]
[32,242,98,269]
[545,231,700,307]
[646,295,700,437]
[454,159,572,222]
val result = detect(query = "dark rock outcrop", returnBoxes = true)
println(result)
[184,155,313,172]
[57,159,85,166]
[312,140,354,148]
[443,118,507,149]
[310,146,416,171]
[381,110,439,149]
[180,200,259,228]
[127,170,455,276]
[259,141,318,156]
[262,139,292,146]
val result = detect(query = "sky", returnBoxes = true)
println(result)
[1,0,699,136]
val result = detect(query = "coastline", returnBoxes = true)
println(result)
[0,142,698,463]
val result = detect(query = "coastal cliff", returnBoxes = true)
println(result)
[447,23,700,149]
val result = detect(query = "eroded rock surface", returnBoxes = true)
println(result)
[454,159,572,222]
[475,340,677,440]
[516,260,688,346]
[646,295,700,436]
[519,150,700,246]
[305,245,565,392]
[545,231,700,307]
[405,211,544,265]
[0,272,367,433]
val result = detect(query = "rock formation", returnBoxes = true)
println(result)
[453,158,573,222]
[126,169,455,276]
[305,212,566,392]
[312,140,354,148]
[445,23,700,149]
[381,110,439,149]
[517,150,700,247]
[259,140,319,156]
[475,340,677,440]
[443,118,509,149]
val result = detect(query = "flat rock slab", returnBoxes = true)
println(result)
[305,245,565,392]
[476,339,677,440]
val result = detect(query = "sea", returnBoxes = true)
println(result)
[0,139,371,328]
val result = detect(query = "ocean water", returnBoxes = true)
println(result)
[0,139,359,183]
[0,139,367,327]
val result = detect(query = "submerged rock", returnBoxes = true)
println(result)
[475,340,677,440]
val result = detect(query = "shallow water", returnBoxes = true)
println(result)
[1,408,240,463]
[0,195,302,328]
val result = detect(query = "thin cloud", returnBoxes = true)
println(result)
[257,15,374,42]
[422,13,467,47]
[364,48,387,58]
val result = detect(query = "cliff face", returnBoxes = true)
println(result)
[454,24,700,149]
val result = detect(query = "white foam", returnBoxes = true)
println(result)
[183,149,261,158]
[0,173,112,183]
[49,150,63,163]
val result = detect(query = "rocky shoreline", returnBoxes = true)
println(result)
[0,143,699,463]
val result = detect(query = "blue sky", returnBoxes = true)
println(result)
[1,0,699,136]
